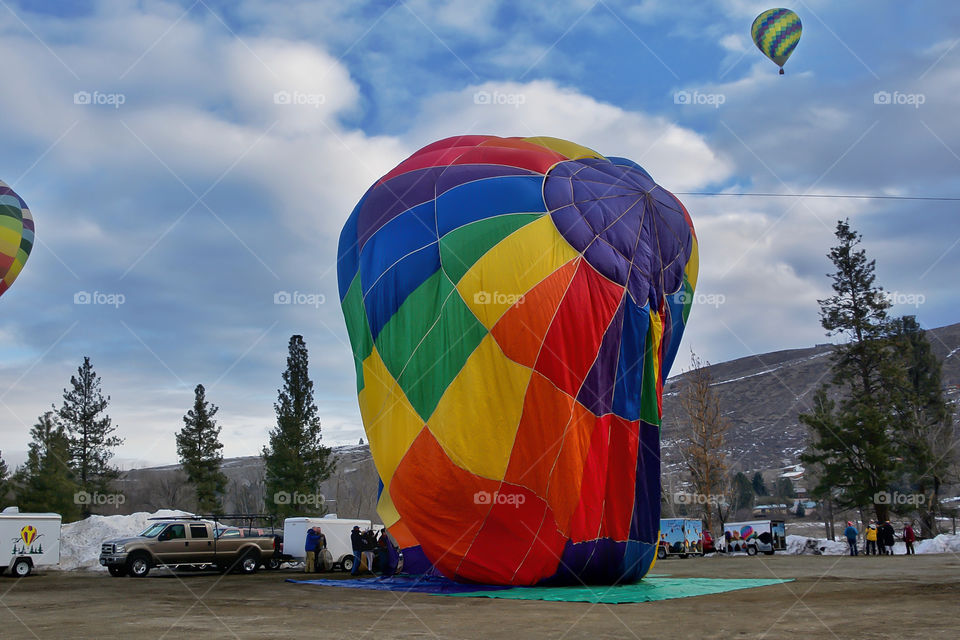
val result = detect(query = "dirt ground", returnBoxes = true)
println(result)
[0,554,957,639]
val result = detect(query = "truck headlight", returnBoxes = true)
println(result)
[114,544,125,554]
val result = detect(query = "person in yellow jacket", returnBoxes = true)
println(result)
[865,520,878,556]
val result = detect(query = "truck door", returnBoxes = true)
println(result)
[153,524,189,565]
[186,524,213,562]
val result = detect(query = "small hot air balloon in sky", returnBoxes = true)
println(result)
[0,180,34,299]
[338,135,698,585]
[751,8,802,74]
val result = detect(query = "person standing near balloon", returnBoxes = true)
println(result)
[865,520,878,555]
[843,521,859,556]
[903,522,916,555]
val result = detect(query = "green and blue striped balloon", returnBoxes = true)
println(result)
[751,8,802,74]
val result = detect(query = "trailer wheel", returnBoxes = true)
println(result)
[12,559,31,577]
[341,555,355,572]
[127,553,151,577]
[746,545,758,557]
[656,547,666,560]
[266,557,281,570]
[108,565,127,577]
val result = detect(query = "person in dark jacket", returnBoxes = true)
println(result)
[903,522,916,555]
[880,520,896,555]
[304,527,321,573]
[361,529,377,574]
[843,521,858,556]
[350,525,363,576]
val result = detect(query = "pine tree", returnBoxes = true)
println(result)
[801,219,900,522]
[774,477,796,499]
[54,357,123,516]
[13,413,80,521]
[751,472,768,496]
[176,384,227,513]
[263,336,335,517]
[731,472,755,511]
[888,316,956,535]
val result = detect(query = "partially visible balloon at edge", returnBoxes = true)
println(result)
[751,8,802,75]
[0,180,34,299]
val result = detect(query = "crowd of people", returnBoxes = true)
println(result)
[350,525,394,576]
[843,520,917,556]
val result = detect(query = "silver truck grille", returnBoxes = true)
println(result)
[101,543,114,554]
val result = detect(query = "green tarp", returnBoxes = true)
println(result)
[444,578,791,604]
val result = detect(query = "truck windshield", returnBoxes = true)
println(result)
[138,523,168,538]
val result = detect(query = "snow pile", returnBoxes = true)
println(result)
[786,534,848,555]
[786,533,960,556]
[60,509,191,571]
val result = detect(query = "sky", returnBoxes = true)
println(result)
[1,0,959,468]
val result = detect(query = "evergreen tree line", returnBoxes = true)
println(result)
[800,220,957,536]
[0,334,334,522]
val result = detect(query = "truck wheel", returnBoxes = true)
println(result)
[127,553,151,577]
[239,551,259,574]
[12,559,31,577]
[108,565,128,577]
[746,545,758,557]
[341,555,355,573]
[656,547,666,560]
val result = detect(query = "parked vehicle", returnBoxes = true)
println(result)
[722,520,786,555]
[99,516,277,577]
[703,530,716,553]
[0,506,61,577]
[280,516,373,572]
[657,518,704,558]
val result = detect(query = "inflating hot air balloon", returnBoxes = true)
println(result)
[0,180,34,299]
[751,8,802,74]
[338,135,698,585]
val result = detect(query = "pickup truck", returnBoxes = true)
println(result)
[99,518,278,577]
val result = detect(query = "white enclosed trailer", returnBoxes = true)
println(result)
[282,516,372,571]
[0,506,62,577]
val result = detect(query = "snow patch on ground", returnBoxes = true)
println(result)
[60,509,191,571]
[786,533,960,556]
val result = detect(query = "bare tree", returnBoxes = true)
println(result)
[678,351,732,537]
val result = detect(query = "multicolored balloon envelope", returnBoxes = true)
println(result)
[751,8,802,74]
[338,135,698,585]
[0,180,34,299]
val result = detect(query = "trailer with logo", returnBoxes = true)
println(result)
[722,519,786,556]
[0,507,62,577]
[657,518,704,558]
